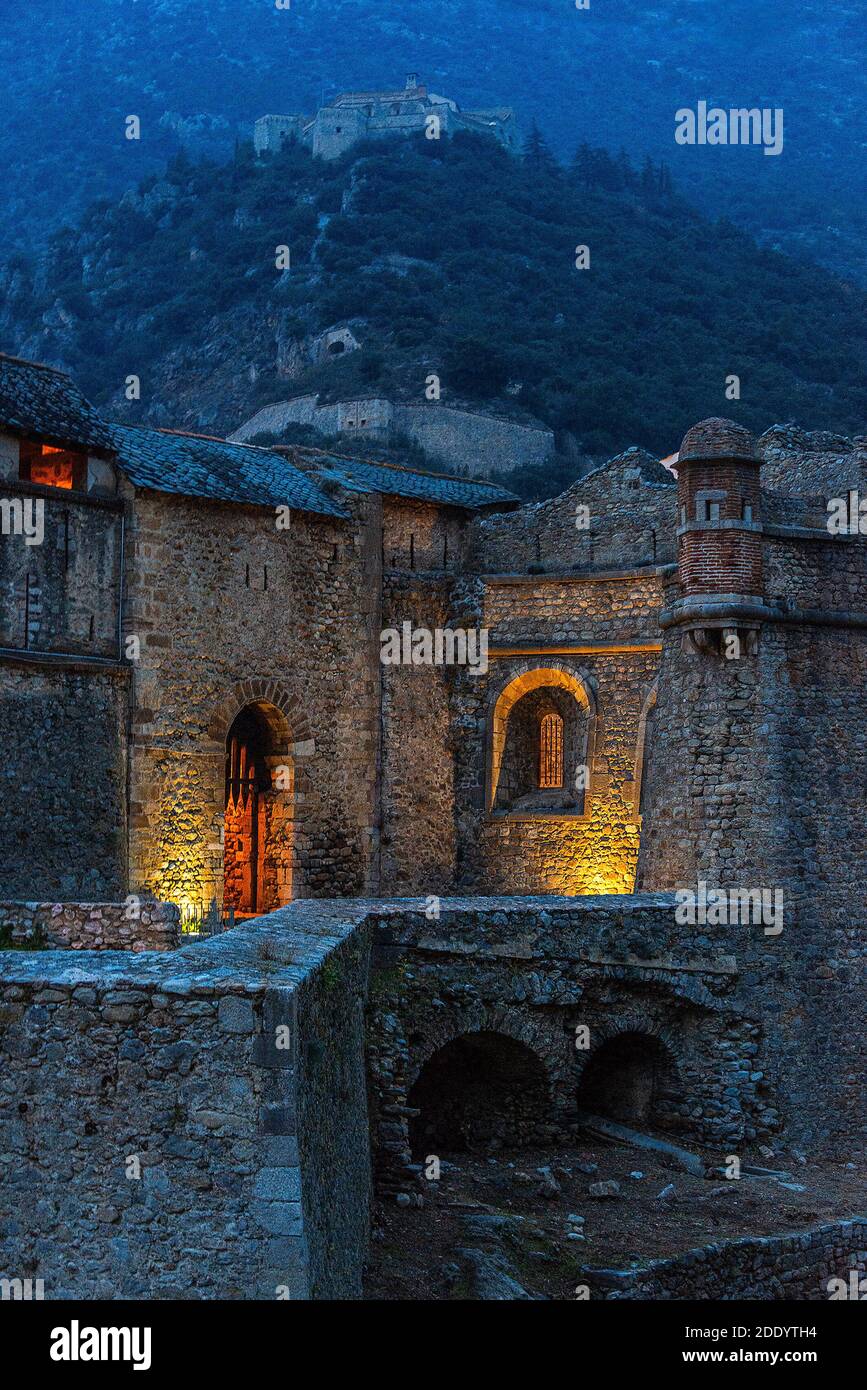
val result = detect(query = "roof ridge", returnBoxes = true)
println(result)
[0,350,73,379]
[303,446,508,490]
[112,421,276,454]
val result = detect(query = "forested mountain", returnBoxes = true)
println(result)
[2,0,866,282]
[2,129,865,489]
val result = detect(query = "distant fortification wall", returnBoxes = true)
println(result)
[231,395,553,479]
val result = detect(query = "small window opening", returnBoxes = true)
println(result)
[539,712,564,789]
[19,441,87,491]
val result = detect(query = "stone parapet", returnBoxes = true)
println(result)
[0,900,179,951]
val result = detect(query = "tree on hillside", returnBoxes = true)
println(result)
[523,121,559,178]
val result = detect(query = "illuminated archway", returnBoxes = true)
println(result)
[488,664,596,811]
[222,700,295,917]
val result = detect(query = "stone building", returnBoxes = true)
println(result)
[254,74,519,162]
[1,353,865,1299]
[0,352,516,916]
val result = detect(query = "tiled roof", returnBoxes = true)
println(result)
[0,352,113,451]
[296,450,519,511]
[110,424,347,517]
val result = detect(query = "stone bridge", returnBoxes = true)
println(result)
[0,894,775,1300]
[364,895,770,1188]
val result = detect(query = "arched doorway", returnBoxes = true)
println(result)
[576,1031,679,1130]
[407,1031,549,1155]
[223,703,294,917]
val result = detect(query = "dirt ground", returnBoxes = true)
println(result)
[363,1134,864,1300]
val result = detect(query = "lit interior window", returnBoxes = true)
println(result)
[19,441,87,490]
[539,712,564,789]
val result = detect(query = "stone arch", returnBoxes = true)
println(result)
[487,661,598,812]
[369,1004,571,1179]
[406,1022,553,1156]
[575,1012,684,1131]
[207,679,315,906]
[408,1033,548,1155]
[406,1004,562,1094]
[631,677,658,818]
[207,677,313,753]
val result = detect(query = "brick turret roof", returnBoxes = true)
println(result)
[679,417,757,463]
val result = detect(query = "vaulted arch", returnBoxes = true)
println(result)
[487,662,597,812]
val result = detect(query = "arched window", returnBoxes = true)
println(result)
[538,712,564,789]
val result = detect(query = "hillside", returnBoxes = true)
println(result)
[2,130,867,488]
[1,0,866,284]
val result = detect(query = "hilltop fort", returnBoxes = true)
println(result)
[254,73,519,161]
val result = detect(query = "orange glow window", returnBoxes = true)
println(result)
[19,442,87,490]
[539,712,564,789]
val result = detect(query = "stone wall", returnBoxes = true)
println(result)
[583,1219,867,1300]
[0,900,179,951]
[447,570,662,895]
[366,894,771,1188]
[382,496,468,574]
[0,894,854,1299]
[392,403,553,479]
[639,536,867,1148]
[0,901,373,1300]
[0,660,128,900]
[231,396,553,480]
[471,449,675,573]
[0,481,123,658]
[759,426,867,502]
[125,489,382,911]
[379,573,456,895]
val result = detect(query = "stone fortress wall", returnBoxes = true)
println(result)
[0,893,804,1301]
[231,393,555,480]
[638,420,867,1148]
[0,901,374,1300]
[2,376,867,1183]
[1,894,859,1300]
[123,489,383,912]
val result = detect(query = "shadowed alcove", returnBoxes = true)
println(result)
[576,1031,680,1130]
[407,1031,550,1155]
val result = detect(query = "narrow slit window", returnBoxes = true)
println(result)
[539,712,564,789]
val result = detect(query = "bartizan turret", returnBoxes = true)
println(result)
[665,417,764,656]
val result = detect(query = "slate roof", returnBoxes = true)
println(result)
[296,450,519,511]
[0,352,114,451]
[109,424,347,518]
